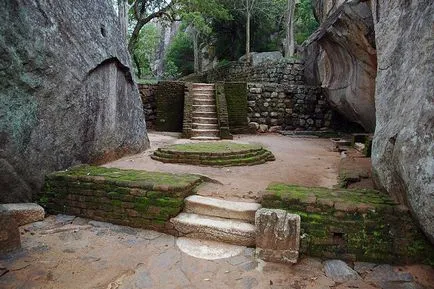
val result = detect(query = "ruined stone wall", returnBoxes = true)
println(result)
[262,184,434,264]
[155,81,185,132]
[40,165,203,235]
[138,84,158,129]
[247,83,332,131]
[206,60,305,84]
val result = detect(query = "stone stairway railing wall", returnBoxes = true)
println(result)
[182,83,193,138]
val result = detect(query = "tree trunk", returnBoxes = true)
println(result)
[133,53,142,79]
[284,0,296,57]
[192,27,200,73]
[246,11,251,66]
[118,0,128,41]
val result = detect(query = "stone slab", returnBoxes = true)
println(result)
[170,213,256,246]
[324,259,361,283]
[184,195,261,223]
[0,203,45,226]
[255,208,300,264]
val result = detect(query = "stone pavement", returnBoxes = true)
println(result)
[1,216,433,289]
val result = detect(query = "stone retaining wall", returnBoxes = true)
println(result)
[155,81,185,132]
[262,184,434,265]
[39,165,203,234]
[206,59,305,84]
[248,83,332,131]
[138,84,158,129]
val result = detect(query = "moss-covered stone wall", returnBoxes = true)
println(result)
[224,82,249,134]
[39,165,203,234]
[155,81,185,132]
[262,183,434,265]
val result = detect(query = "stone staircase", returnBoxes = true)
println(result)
[191,83,220,140]
[170,195,261,246]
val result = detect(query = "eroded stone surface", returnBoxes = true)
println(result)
[0,0,148,203]
[371,0,434,243]
[255,208,300,264]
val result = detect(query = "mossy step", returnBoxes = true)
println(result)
[151,150,274,167]
[45,165,203,192]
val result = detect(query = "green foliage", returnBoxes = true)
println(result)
[294,0,319,44]
[132,23,160,79]
[165,30,194,77]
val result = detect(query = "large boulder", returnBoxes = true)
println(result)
[371,1,434,243]
[304,1,377,131]
[0,1,149,202]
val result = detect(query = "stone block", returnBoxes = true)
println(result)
[0,203,45,226]
[255,208,300,264]
[0,214,21,254]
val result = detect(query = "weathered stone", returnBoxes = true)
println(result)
[0,214,21,254]
[258,125,269,133]
[0,0,149,202]
[248,122,259,131]
[0,203,45,226]
[255,208,300,264]
[304,1,376,131]
[268,126,282,133]
[324,260,360,283]
[371,0,434,243]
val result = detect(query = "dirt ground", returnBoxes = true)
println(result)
[104,132,340,201]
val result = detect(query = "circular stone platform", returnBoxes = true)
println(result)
[151,142,275,166]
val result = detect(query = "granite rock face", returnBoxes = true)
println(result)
[0,1,149,202]
[371,0,434,243]
[305,1,377,131]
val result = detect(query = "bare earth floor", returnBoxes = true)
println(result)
[104,132,339,201]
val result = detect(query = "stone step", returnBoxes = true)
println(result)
[170,212,256,246]
[192,92,215,98]
[193,98,216,105]
[192,117,218,124]
[191,129,220,138]
[192,111,217,118]
[192,123,219,130]
[184,195,261,223]
[190,136,221,141]
[192,105,217,113]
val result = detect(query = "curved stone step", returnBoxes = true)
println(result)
[184,195,261,223]
[170,212,256,246]
[190,136,221,141]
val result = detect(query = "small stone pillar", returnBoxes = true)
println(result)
[0,214,21,255]
[255,208,300,264]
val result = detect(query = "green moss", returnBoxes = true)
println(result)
[48,165,202,191]
[162,142,262,153]
[111,200,122,207]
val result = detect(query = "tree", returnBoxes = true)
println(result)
[284,0,296,57]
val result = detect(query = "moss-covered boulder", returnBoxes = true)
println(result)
[262,183,434,265]
[39,165,203,234]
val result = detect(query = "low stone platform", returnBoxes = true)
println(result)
[39,165,203,234]
[151,142,275,166]
[262,183,434,265]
